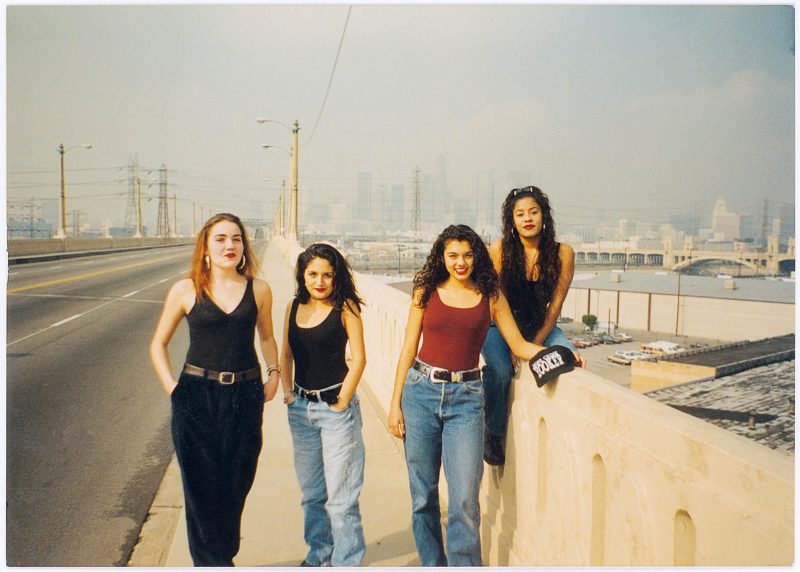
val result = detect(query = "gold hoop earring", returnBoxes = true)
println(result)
[237,253,246,270]
[204,255,210,268]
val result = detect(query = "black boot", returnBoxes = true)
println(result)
[484,430,505,466]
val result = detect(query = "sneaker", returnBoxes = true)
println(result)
[484,431,505,466]
[300,560,331,567]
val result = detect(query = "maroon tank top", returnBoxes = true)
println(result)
[417,289,490,372]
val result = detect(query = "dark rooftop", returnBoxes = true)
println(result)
[646,360,795,456]
[661,334,795,368]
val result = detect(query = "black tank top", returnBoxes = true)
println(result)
[185,279,260,372]
[288,298,349,390]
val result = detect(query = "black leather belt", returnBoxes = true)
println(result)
[183,363,261,385]
[413,359,481,383]
[295,382,342,404]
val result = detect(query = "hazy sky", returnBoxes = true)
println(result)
[5,3,795,231]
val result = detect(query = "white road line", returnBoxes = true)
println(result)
[51,314,84,327]
[158,278,170,284]
[122,290,140,298]
[9,271,19,276]
[82,260,96,265]
[7,272,176,347]
[49,265,63,270]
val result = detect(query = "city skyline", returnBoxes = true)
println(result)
[5,4,795,235]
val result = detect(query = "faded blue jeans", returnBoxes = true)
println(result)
[481,323,575,437]
[401,366,484,566]
[287,394,366,566]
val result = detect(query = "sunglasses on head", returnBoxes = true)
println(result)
[511,186,537,197]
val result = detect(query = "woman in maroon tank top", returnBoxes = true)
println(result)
[387,225,546,566]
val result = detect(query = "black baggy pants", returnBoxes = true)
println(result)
[171,372,264,566]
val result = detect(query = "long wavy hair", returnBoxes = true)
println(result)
[412,224,498,308]
[190,213,259,301]
[295,243,364,313]
[500,186,561,326]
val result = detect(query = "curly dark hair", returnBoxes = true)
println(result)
[412,224,498,308]
[295,243,364,313]
[500,186,561,332]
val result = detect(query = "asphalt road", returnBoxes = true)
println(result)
[6,244,267,566]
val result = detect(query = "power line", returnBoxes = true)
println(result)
[303,5,352,148]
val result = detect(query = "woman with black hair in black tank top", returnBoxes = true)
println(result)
[150,213,280,566]
[279,243,367,567]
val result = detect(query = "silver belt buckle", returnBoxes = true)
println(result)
[219,371,235,385]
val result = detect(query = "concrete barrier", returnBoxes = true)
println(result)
[273,236,794,566]
[8,237,195,264]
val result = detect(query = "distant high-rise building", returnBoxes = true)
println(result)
[356,172,372,222]
[386,184,406,229]
[476,170,497,227]
[575,224,597,244]
[370,184,385,225]
[711,198,740,240]
[618,219,630,240]
[778,201,795,246]
[507,170,532,189]
[771,217,782,237]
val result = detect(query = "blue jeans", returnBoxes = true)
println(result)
[481,324,575,436]
[287,395,366,567]
[401,366,484,566]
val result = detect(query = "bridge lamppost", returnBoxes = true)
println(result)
[55,143,92,239]
[257,118,300,240]
[261,147,291,237]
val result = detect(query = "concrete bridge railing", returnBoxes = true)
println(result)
[272,236,793,566]
[8,236,195,258]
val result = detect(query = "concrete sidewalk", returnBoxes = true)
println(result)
[129,239,420,567]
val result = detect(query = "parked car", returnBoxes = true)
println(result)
[640,341,684,355]
[570,337,590,349]
[611,332,633,342]
[607,350,651,365]
[596,333,621,344]
[557,316,573,324]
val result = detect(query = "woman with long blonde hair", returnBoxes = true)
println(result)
[150,212,280,566]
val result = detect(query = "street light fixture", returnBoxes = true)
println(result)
[55,143,92,239]
[256,117,300,240]
[261,144,291,155]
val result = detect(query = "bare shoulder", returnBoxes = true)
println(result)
[252,278,273,299]
[167,278,195,313]
[558,242,575,259]
[169,278,195,299]
[341,300,363,320]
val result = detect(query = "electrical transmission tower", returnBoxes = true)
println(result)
[156,164,170,237]
[124,156,139,236]
[411,166,422,235]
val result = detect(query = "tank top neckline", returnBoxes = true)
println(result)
[292,298,337,330]
[203,279,252,316]
[433,287,484,310]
